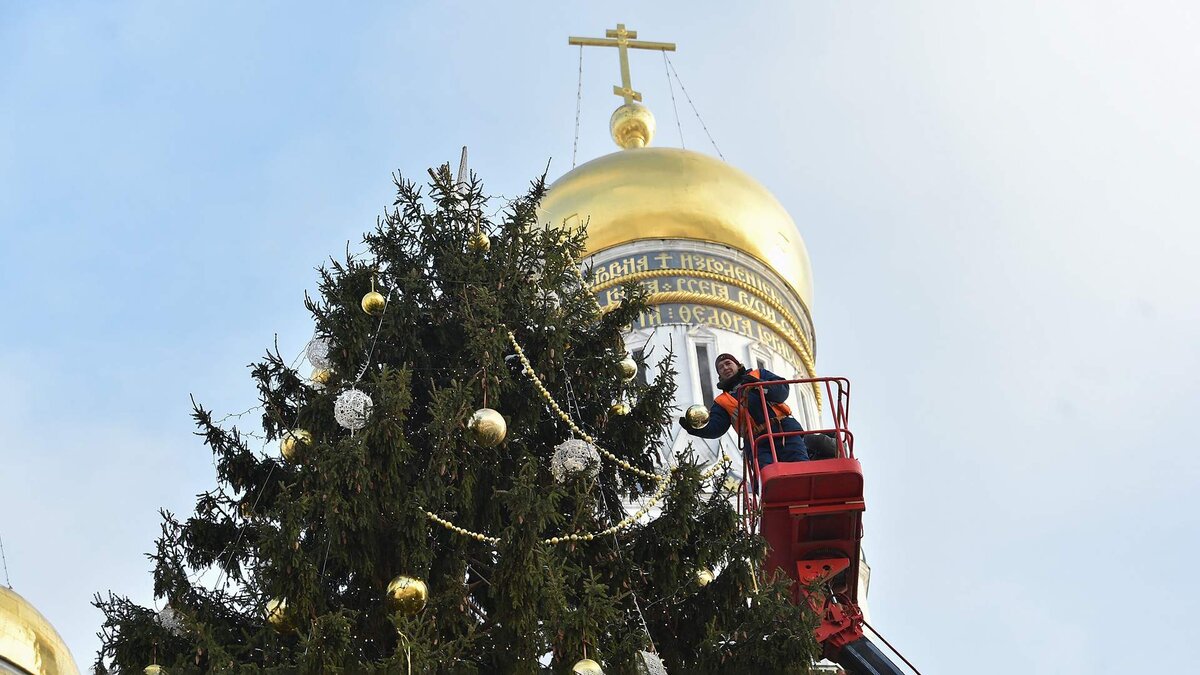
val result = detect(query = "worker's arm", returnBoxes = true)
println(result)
[755,369,791,404]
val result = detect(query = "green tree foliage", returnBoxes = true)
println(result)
[93,167,818,673]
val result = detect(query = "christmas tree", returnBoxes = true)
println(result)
[93,165,819,674]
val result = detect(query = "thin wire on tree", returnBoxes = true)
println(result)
[319,533,334,582]
[665,54,725,161]
[663,51,685,149]
[215,404,263,425]
[594,469,658,655]
[354,286,394,384]
[558,342,732,659]
[207,462,278,592]
[192,339,307,591]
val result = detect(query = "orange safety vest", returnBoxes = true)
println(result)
[713,369,792,437]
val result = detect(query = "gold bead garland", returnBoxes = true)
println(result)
[418,324,737,548]
[699,452,734,480]
[421,454,730,547]
[542,471,672,544]
[424,510,500,545]
[506,328,733,482]
[505,329,664,482]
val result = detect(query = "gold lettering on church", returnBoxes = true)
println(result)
[589,247,813,369]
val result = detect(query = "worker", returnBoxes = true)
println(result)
[679,353,809,467]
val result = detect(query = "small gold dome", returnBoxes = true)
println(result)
[610,103,655,149]
[538,147,813,309]
[0,586,80,675]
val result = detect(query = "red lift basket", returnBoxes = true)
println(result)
[734,377,918,673]
[737,377,868,651]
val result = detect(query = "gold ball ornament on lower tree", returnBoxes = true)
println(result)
[361,290,386,316]
[618,356,637,381]
[468,230,491,253]
[310,367,332,385]
[696,569,715,587]
[610,402,631,416]
[572,658,604,675]
[386,575,428,616]
[144,666,164,675]
[280,429,312,462]
[466,407,507,447]
[265,597,294,633]
[684,404,710,429]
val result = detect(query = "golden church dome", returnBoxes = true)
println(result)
[538,146,814,310]
[0,586,79,675]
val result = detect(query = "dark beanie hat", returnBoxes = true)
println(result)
[714,353,742,368]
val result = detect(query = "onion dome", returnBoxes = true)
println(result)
[0,586,79,675]
[538,104,813,311]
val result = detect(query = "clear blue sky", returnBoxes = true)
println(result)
[2,2,1197,672]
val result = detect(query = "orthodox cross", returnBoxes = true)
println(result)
[569,24,676,105]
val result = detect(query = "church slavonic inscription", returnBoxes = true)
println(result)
[589,248,813,369]
[590,249,810,333]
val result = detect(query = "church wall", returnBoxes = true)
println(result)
[585,238,821,471]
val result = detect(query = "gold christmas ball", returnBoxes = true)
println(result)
[610,402,631,416]
[618,356,637,381]
[467,407,507,447]
[696,569,715,587]
[265,597,294,633]
[239,500,255,519]
[386,575,428,615]
[684,404,710,430]
[361,290,386,315]
[311,367,332,385]
[572,658,605,675]
[144,666,165,675]
[468,230,491,253]
[280,429,312,462]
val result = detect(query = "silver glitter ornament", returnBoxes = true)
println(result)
[306,335,333,369]
[157,604,184,637]
[551,438,601,482]
[636,651,668,675]
[334,388,373,430]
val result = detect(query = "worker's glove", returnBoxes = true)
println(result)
[677,416,690,429]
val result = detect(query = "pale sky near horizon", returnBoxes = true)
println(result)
[2,3,1198,673]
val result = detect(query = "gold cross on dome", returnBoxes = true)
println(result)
[569,24,676,105]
